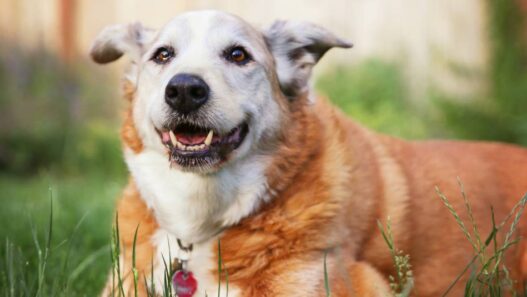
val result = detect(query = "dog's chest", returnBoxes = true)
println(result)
[125,148,270,243]
[125,149,272,296]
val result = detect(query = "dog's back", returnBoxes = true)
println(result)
[328,99,527,295]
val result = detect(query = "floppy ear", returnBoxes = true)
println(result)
[90,22,155,64]
[264,21,352,98]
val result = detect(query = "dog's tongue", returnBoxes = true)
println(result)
[175,133,208,145]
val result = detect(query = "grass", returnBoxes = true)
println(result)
[0,173,125,296]
[435,184,527,297]
[436,187,527,297]
[370,184,526,297]
[378,218,414,297]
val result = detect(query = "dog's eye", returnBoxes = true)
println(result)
[152,47,174,64]
[225,46,252,65]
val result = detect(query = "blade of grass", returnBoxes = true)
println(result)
[61,212,89,292]
[161,254,172,297]
[150,253,155,296]
[324,250,331,297]
[436,187,479,254]
[132,224,140,297]
[492,193,527,273]
[5,239,15,297]
[458,178,484,266]
[441,254,478,297]
[35,186,54,297]
[113,213,126,297]
[217,239,222,297]
[69,244,110,281]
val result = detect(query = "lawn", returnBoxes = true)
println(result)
[0,173,125,296]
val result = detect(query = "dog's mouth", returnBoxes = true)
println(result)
[158,121,249,170]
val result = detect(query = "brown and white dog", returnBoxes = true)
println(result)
[90,10,527,297]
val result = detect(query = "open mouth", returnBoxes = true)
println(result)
[158,121,249,170]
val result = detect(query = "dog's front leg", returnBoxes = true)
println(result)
[343,261,392,297]
[237,255,390,297]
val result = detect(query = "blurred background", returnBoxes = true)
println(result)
[0,0,526,295]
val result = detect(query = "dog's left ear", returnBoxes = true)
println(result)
[90,22,155,64]
[264,20,352,98]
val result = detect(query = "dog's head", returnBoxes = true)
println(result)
[91,10,351,173]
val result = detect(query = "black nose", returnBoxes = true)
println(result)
[165,74,210,114]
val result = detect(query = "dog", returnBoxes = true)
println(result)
[90,10,527,297]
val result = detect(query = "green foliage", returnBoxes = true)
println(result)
[436,183,527,297]
[0,45,124,176]
[316,60,433,139]
[0,173,124,296]
[0,123,125,177]
[438,0,527,145]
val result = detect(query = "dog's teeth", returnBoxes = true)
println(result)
[204,130,213,146]
[169,131,177,146]
[176,141,184,149]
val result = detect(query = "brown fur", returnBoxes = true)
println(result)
[121,80,143,153]
[107,84,527,296]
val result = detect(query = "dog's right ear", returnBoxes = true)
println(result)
[90,22,155,64]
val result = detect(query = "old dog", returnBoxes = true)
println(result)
[90,10,527,296]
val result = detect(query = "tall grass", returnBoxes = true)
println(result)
[0,184,112,297]
[378,218,414,297]
[436,182,527,297]
[0,174,120,296]
[370,183,526,297]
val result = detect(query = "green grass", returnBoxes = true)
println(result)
[378,218,414,297]
[0,173,125,296]
[436,185,527,297]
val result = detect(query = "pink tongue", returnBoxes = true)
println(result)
[175,133,207,145]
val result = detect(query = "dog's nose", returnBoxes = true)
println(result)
[165,74,210,114]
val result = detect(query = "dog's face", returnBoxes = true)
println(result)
[91,10,351,173]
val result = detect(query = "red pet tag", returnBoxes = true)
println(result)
[173,269,197,297]
[173,239,197,297]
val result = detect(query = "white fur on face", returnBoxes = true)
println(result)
[132,11,282,166]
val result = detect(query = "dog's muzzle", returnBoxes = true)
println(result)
[165,73,210,114]
[158,121,249,171]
